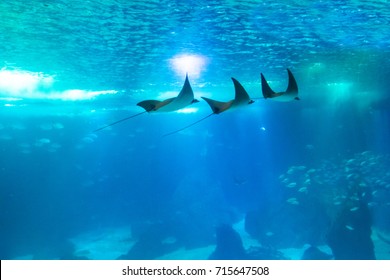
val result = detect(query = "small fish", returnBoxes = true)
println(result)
[350,196,360,201]
[162,236,177,245]
[287,182,297,188]
[287,197,299,205]
[305,144,314,150]
[35,138,51,147]
[53,122,64,129]
[345,225,355,231]
[349,207,359,211]
[82,137,95,144]
[50,143,62,149]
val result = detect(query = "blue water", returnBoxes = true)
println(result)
[1,0,390,260]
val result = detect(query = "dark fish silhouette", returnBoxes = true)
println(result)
[163,78,254,137]
[93,74,198,132]
[261,69,299,101]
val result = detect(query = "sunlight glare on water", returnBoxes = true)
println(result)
[169,54,208,79]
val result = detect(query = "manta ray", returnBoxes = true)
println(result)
[163,77,254,137]
[93,74,198,132]
[261,69,299,101]
[137,74,198,112]
[202,77,255,114]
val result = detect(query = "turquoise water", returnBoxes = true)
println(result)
[0,0,390,259]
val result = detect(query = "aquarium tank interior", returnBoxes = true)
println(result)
[1,0,390,260]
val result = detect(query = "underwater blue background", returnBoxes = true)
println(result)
[1,0,390,259]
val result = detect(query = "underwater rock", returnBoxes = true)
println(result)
[209,224,286,260]
[118,222,180,260]
[245,210,267,240]
[279,150,390,250]
[169,177,237,249]
[301,246,333,260]
[245,202,329,249]
[327,199,375,260]
[209,224,247,260]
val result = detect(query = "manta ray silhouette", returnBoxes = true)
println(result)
[163,77,254,137]
[93,74,198,132]
[261,69,299,101]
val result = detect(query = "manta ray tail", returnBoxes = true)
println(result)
[162,113,214,137]
[93,111,147,132]
[260,73,275,99]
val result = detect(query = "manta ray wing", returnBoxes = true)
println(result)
[231,77,254,108]
[202,78,252,114]
[286,68,299,95]
[201,97,233,114]
[137,98,175,112]
[232,77,252,104]
[176,74,194,102]
[261,73,277,99]
[94,76,196,132]
[163,78,254,137]
[261,69,299,101]
[155,74,198,112]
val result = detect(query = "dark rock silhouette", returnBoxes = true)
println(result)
[327,199,375,260]
[208,224,286,260]
[301,246,333,260]
[118,222,180,260]
[209,224,247,260]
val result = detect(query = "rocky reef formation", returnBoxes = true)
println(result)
[327,197,376,259]
[209,224,286,260]
[246,151,389,258]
